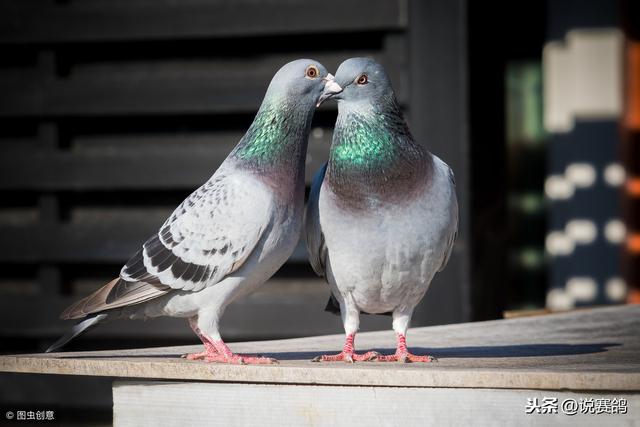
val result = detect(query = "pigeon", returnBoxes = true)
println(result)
[46,59,341,364]
[305,58,458,363]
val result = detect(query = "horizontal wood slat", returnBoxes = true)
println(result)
[0,0,406,44]
[0,222,310,263]
[0,51,406,117]
[0,133,332,190]
[0,279,391,340]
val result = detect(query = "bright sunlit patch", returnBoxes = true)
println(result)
[546,288,575,311]
[545,175,575,200]
[604,219,626,244]
[543,30,623,133]
[566,277,598,301]
[604,163,626,187]
[605,277,627,301]
[565,219,597,244]
[545,231,575,256]
[565,163,597,188]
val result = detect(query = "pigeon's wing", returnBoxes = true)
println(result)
[121,171,272,291]
[305,163,328,277]
[60,278,171,319]
[61,170,273,319]
[438,166,458,272]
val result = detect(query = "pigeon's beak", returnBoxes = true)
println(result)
[317,74,343,107]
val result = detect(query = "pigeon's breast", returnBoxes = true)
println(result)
[320,156,457,313]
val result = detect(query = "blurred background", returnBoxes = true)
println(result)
[0,0,638,423]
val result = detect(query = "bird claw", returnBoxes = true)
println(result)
[203,354,279,365]
[206,354,245,365]
[183,351,278,365]
[183,351,215,361]
[377,352,437,363]
[242,356,279,365]
[311,351,379,363]
[362,351,380,361]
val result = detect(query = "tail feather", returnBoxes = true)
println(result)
[45,313,109,353]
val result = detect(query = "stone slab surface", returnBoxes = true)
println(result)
[1,305,639,391]
[113,381,640,427]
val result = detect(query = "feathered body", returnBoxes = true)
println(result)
[118,99,314,327]
[48,60,334,362]
[306,58,457,362]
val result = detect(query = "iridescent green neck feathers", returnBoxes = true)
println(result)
[330,107,403,169]
[327,98,431,208]
[230,95,314,199]
[234,98,309,163]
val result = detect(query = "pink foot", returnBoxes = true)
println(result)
[376,352,436,363]
[183,317,277,364]
[376,333,437,363]
[183,349,276,364]
[203,353,278,365]
[206,340,278,365]
[312,350,379,363]
[184,350,213,361]
[311,333,379,363]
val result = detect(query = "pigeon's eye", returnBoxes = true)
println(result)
[356,74,368,85]
[305,65,320,79]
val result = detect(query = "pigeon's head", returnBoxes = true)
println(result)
[317,58,394,106]
[266,59,338,108]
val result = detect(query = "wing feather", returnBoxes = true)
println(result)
[62,168,272,319]
[438,165,458,272]
[305,163,328,278]
[61,278,171,320]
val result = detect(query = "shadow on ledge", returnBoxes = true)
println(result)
[424,342,620,358]
[58,342,620,361]
[260,342,621,360]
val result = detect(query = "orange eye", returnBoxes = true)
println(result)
[305,65,319,79]
[356,74,368,85]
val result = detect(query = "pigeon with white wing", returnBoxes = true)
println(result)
[306,58,458,363]
[46,59,341,364]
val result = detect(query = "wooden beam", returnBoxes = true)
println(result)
[36,119,63,295]
[0,132,332,190]
[0,49,406,117]
[0,279,390,341]
[0,0,406,44]
[0,221,312,263]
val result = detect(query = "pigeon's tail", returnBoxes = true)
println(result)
[45,313,109,353]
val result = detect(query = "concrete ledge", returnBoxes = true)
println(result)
[113,381,640,427]
[1,305,639,391]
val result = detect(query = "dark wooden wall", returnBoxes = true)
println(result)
[0,0,472,417]
[0,0,470,354]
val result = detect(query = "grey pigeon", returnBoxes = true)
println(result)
[306,58,458,363]
[47,59,340,364]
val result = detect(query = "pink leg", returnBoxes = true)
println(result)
[376,333,437,363]
[183,317,219,361]
[182,316,277,365]
[312,333,379,363]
